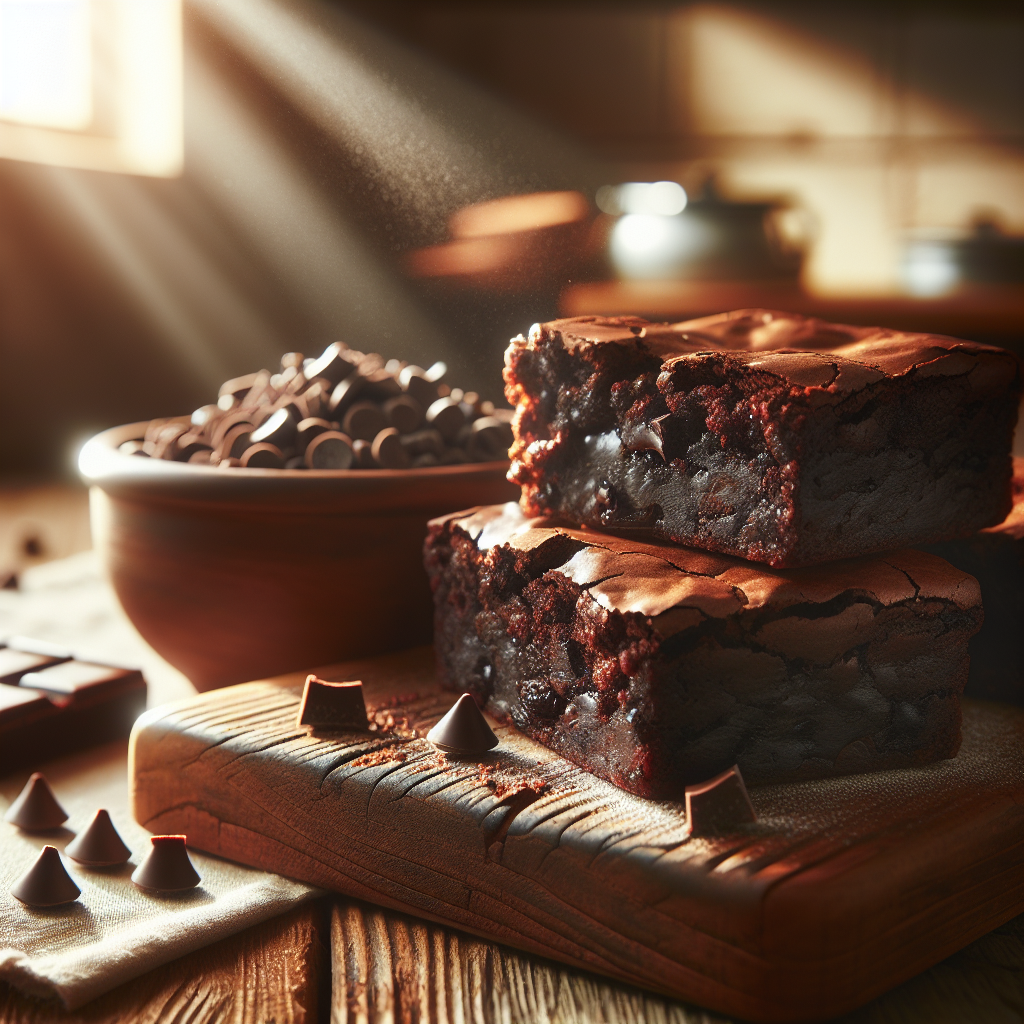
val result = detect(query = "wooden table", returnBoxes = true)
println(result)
[0,493,1021,1022]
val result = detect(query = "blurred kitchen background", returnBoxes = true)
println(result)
[1,0,1022,579]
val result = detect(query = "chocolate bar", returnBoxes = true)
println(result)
[0,646,147,773]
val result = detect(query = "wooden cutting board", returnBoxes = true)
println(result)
[129,646,1023,1023]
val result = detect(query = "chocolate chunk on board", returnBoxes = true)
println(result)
[0,651,147,774]
[504,311,1022,567]
[425,502,983,798]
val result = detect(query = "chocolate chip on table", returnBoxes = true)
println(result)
[132,835,201,893]
[684,766,757,835]
[4,772,68,830]
[296,675,368,731]
[383,395,423,434]
[343,401,387,442]
[305,431,355,469]
[426,693,499,754]
[426,396,466,443]
[240,443,285,469]
[11,846,81,907]
[250,407,297,449]
[65,809,132,867]
[371,427,412,469]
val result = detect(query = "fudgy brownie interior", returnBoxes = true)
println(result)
[427,504,983,798]
[505,310,1021,567]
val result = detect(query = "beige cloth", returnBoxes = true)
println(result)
[0,741,320,1009]
[0,547,319,1008]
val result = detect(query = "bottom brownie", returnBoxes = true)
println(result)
[425,504,983,797]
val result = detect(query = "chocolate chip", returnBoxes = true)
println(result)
[305,430,355,469]
[399,365,441,408]
[343,401,387,442]
[383,395,423,434]
[210,410,255,448]
[412,452,440,467]
[371,427,412,469]
[240,443,285,469]
[329,374,366,417]
[296,675,368,731]
[362,368,402,401]
[3,773,68,831]
[65,809,132,866]
[684,765,757,836]
[426,693,498,754]
[213,424,253,462]
[353,439,374,468]
[250,407,297,449]
[466,416,514,461]
[295,417,332,449]
[285,456,305,469]
[400,428,445,457]
[426,397,466,443]
[131,835,201,893]
[305,342,357,385]
[11,846,81,907]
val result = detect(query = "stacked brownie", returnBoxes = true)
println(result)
[425,310,1022,798]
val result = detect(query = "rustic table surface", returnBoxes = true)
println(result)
[0,495,1020,1023]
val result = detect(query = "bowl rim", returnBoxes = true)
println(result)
[80,421,514,507]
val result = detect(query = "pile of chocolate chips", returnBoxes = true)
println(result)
[120,341,514,470]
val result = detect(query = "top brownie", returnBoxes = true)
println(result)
[505,309,1022,567]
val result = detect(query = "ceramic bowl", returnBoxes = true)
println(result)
[79,422,518,691]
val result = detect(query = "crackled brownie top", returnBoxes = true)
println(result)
[440,503,981,629]
[520,310,1019,395]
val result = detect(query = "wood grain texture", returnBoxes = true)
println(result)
[0,901,324,1024]
[329,900,1024,1024]
[129,647,1024,1023]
